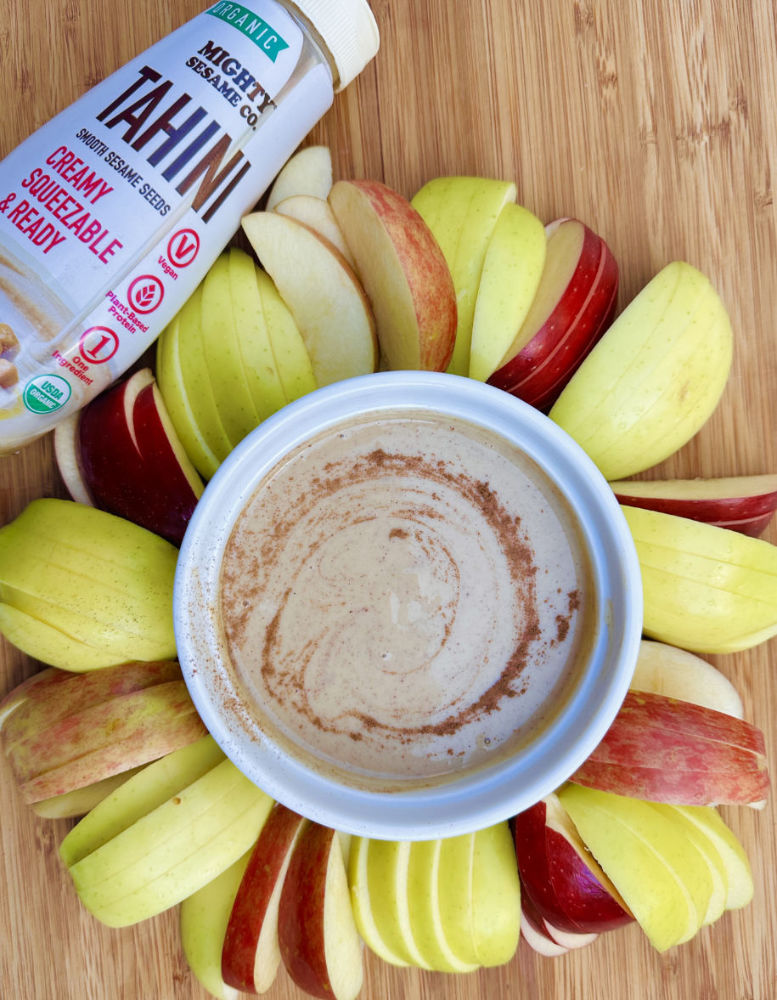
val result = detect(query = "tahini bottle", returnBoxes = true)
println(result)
[0,0,379,452]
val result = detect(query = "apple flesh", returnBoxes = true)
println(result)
[549,261,733,481]
[274,194,355,266]
[611,473,777,537]
[329,178,457,372]
[221,803,309,993]
[411,176,517,375]
[520,896,569,956]
[630,639,744,718]
[278,823,363,1000]
[622,504,777,653]
[265,145,333,210]
[242,209,378,386]
[513,794,634,933]
[570,690,769,806]
[488,218,618,410]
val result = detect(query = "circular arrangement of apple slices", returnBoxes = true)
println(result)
[0,144,773,1000]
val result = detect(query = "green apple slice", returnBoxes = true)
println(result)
[468,202,547,382]
[405,839,479,972]
[156,308,224,480]
[411,176,517,376]
[364,838,432,968]
[470,821,521,965]
[0,603,129,672]
[181,851,252,1000]
[348,836,410,967]
[550,261,733,480]
[200,251,262,448]
[254,269,317,404]
[436,832,479,964]
[61,734,225,867]
[667,805,754,910]
[558,784,713,952]
[226,248,287,419]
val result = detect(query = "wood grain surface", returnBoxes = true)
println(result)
[1,1,776,997]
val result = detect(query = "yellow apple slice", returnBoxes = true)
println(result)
[558,784,713,951]
[666,805,754,910]
[405,839,479,972]
[630,639,744,717]
[181,851,252,1000]
[274,195,355,266]
[622,505,777,653]
[411,176,517,375]
[348,836,410,967]
[329,179,457,372]
[468,202,547,382]
[550,261,733,480]
[649,804,727,926]
[175,281,235,470]
[61,734,225,867]
[242,210,377,386]
[469,821,522,966]
[31,767,144,819]
[0,603,128,672]
[265,145,333,210]
[200,251,263,448]
[156,305,224,480]
[67,759,273,926]
[436,832,478,965]
[254,268,317,404]
[226,247,287,420]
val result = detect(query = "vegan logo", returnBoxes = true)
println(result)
[207,2,290,61]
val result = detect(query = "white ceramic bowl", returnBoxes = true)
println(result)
[174,372,642,839]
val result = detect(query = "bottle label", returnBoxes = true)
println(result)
[0,0,333,447]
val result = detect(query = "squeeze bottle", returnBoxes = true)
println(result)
[0,0,379,452]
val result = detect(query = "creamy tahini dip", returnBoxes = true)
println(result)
[219,410,596,789]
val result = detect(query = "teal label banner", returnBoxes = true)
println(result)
[207,2,290,61]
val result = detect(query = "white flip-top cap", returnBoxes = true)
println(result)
[292,0,380,91]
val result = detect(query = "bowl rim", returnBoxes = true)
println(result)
[174,371,643,840]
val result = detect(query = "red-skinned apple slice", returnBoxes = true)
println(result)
[571,691,769,806]
[519,895,569,956]
[53,412,94,506]
[1,659,182,749]
[278,823,363,1000]
[488,218,618,410]
[542,919,598,950]
[611,474,777,537]
[514,795,633,933]
[221,803,309,993]
[328,179,457,372]
[131,382,204,545]
[7,680,207,802]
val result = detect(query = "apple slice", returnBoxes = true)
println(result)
[630,639,744,718]
[278,824,363,1000]
[558,784,713,951]
[254,267,317,404]
[488,218,619,410]
[513,795,633,934]
[411,176,517,375]
[265,145,333,210]
[549,261,733,481]
[541,919,598,950]
[156,307,225,480]
[666,805,754,910]
[8,680,207,803]
[611,473,777,537]
[221,803,309,993]
[622,504,777,653]
[131,382,204,544]
[328,178,457,371]
[181,851,252,1000]
[53,412,94,505]
[274,195,355,266]
[470,821,521,966]
[570,690,769,806]
[468,202,546,382]
[519,894,569,956]
[242,209,378,386]
[31,767,143,819]
[348,836,411,968]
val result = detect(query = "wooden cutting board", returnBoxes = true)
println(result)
[1,0,775,997]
